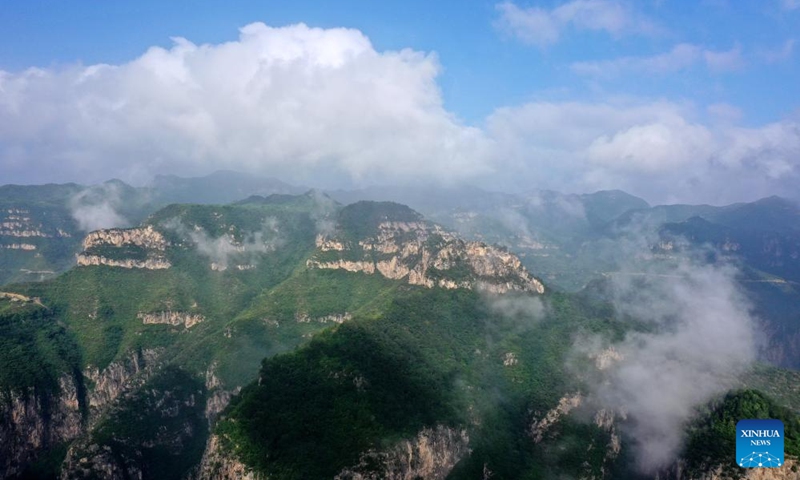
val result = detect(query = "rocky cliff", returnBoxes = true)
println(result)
[138,311,205,329]
[334,425,470,480]
[307,220,544,294]
[197,434,259,480]
[0,348,162,478]
[84,348,162,414]
[0,375,84,479]
[0,208,72,239]
[76,225,171,269]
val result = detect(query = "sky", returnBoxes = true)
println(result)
[0,0,798,204]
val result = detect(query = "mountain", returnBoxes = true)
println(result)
[4,179,800,478]
[0,173,305,286]
[0,193,551,478]
[0,181,156,286]
[0,191,798,479]
[151,170,304,205]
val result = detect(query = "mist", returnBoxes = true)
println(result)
[166,217,284,270]
[69,183,129,231]
[574,255,758,472]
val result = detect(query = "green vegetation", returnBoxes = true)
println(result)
[73,367,208,480]
[0,298,83,403]
[337,201,422,240]
[217,287,631,479]
[3,192,800,479]
[685,390,800,477]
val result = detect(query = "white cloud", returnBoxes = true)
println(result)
[571,43,744,77]
[781,0,800,10]
[1,22,799,206]
[761,39,795,64]
[587,119,714,173]
[703,44,744,72]
[707,103,743,123]
[495,0,657,47]
[486,100,800,204]
[576,260,757,471]
[0,23,492,186]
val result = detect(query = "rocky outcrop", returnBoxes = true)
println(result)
[294,312,352,324]
[204,365,240,424]
[138,311,205,329]
[77,225,171,269]
[529,393,583,443]
[503,352,518,366]
[211,263,257,271]
[2,243,36,250]
[60,444,140,480]
[81,225,167,251]
[197,434,259,480]
[0,375,85,479]
[196,425,469,480]
[0,209,72,239]
[308,222,544,294]
[76,254,171,269]
[335,425,470,480]
[594,346,624,371]
[84,348,161,412]
[0,291,45,307]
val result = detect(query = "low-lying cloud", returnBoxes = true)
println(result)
[574,254,758,471]
[69,183,129,231]
[167,217,283,270]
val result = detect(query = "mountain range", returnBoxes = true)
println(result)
[2,172,800,479]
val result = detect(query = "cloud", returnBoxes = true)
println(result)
[761,39,795,64]
[703,44,745,72]
[781,0,800,10]
[707,103,743,123]
[165,216,283,270]
[486,100,800,204]
[494,0,658,47]
[0,23,491,186]
[571,43,744,78]
[1,22,799,206]
[573,255,757,471]
[69,183,130,231]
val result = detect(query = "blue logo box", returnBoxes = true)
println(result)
[736,419,784,468]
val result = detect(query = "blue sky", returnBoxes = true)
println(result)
[0,0,798,203]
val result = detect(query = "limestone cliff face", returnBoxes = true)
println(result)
[2,243,36,250]
[197,434,259,480]
[196,425,468,480]
[0,208,72,239]
[335,425,470,480]
[76,255,171,269]
[294,311,352,324]
[0,375,84,479]
[81,226,167,251]
[137,311,205,329]
[76,225,171,269]
[84,348,161,413]
[307,222,544,294]
[529,393,583,444]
